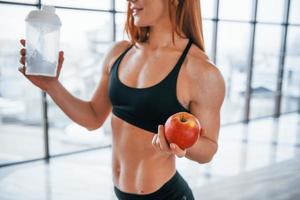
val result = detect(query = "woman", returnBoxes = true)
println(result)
[19,0,225,199]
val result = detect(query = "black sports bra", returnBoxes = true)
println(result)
[108,40,192,134]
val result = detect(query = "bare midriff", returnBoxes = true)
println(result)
[111,114,176,195]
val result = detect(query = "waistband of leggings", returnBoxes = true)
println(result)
[114,170,181,200]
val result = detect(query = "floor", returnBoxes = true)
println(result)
[0,113,299,200]
[196,157,300,200]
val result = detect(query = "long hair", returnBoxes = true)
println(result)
[125,0,206,52]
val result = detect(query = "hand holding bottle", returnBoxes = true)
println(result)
[19,39,64,92]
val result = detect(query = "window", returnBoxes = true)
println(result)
[289,0,300,24]
[257,0,285,23]
[0,0,299,167]
[202,20,214,59]
[0,5,44,165]
[115,0,127,12]
[201,0,215,19]
[2,0,37,3]
[216,22,251,123]
[48,9,113,155]
[250,24,282,119]
[42,0,111,10]
[219,0,253,21]
[0,1,114,164]
[281,26,300,113]
[116,13,128,41]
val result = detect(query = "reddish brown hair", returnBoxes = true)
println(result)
[125,0,206,52]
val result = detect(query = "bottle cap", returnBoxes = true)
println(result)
[42,6,56,13]
[25,6,62,27]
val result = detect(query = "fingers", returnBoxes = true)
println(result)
[151,134,160,151]
[152,125,172,155]
[56,51,64,77]
[19,39,26,69]
[18,66,26,75]
[152,132,164,152]
[20,48,26,56]
[20,39,26,47]
[19,56,25,65]
[58,51,64,67]
[200,127,205,136]
[170,143,186,158]
[151,127,187,158]
[18,39,26,75]
[59,51,64,61]
[157,125,171,151]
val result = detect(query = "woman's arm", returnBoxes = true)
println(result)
[152,58,225,163]
[45,80,105,131]
[19,39,130,131]
[185,61,225,163]
[46,41,131,130]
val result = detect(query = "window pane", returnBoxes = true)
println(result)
[116,13,128,41]
[57,9,113,43]
[257,0,285,23]
[216,22,251,124]
[219,0,253,21]
[115,0,127,12]
[42,0,111,10]
[48,9,113,155]
[202,20,214,59]
[1,0,37,3]
[0,5,44,165]
[289,0,300,24]
[250,24,282,119]
[281,26,300,113]
[201,0,215,19]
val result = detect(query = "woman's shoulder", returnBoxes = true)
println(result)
[110,40,132,55]
[103,40,132,73]
[186,44,219,75]
[185,44,225,113]
[185,44,225,92]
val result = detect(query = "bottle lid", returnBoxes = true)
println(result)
[42,5,56,13]
[25,6,62,27]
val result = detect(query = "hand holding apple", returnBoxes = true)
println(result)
[152,125,187,158]
[164,112,201,149]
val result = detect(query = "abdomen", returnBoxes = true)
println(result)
[111,114,176,194]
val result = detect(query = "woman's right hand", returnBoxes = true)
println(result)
[18,39,65,92]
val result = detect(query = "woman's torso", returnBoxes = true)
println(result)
[108,39,193,194]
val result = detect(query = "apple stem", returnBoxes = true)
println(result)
[180,115,187,123]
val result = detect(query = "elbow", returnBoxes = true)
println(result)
[87,126,98,131]
[197,145,218,164]
[197,155,213,164]
[86,121,103,132]
[86,102,104,131]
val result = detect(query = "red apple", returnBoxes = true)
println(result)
[164,112,201,149]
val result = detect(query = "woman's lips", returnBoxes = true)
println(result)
[132,8,143,16]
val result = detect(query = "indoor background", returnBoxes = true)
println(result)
[0,0,299,199]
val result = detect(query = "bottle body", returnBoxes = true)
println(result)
[25,6,61,77]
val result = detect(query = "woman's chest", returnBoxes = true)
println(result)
[118,49,182,89]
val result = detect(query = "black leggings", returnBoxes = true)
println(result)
[114,171,195,200]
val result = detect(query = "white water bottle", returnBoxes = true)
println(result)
[25,6,62,77]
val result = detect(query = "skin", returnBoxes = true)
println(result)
[19,0,225,195]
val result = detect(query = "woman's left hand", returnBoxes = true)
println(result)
[152,125,187,158]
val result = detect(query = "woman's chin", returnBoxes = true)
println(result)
[133,20,150,27]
